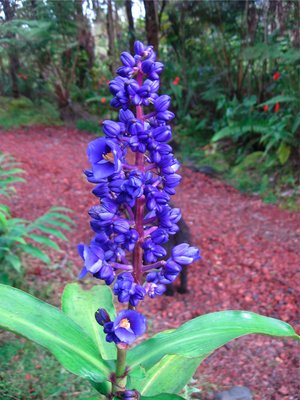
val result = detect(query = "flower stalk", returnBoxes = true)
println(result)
[112,347,128,396]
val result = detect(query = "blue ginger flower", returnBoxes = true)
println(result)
[101,309,147,345]
[80,40,201,346]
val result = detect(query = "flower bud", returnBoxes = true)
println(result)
[120,52,136,67]
[153,126,172,142]
[122,390,140,400]
[95,308,111,326]
[172,243,201,265]
[154,95,171,112]
[134,41,145,56]
[102,120,121,138]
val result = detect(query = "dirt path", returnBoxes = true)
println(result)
[1,126,299,399]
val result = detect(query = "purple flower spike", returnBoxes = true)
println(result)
[87,138,122,180]
[79,40,200,319]
[104,310,146,345]
[172,243,201,265]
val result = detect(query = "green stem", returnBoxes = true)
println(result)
[112,347,127,397]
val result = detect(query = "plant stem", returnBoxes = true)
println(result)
[112,347,127,396]
[132,68,145,285]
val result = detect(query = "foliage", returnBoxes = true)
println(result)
[161,0,300,197]
[0,97,61,129]
[76,119,102,135]
[0,205,74,281]
[0,334,98,399]
[0,152,25,197]
[0,151,74,282]
[0,283,299,398]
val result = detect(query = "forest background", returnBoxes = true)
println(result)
[1,0,300,204]
[1,1,300,399]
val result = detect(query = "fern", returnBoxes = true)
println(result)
[0,153,75,279]
[212,120,271,142]
[0,152,25,197]
[0,206,75,276]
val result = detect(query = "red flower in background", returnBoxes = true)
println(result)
[18,73,28,81]
[172,76,180,85]
[273,71,280,81]
[263,104,269,112]
[100,97,107,104]
[274,103,280,113]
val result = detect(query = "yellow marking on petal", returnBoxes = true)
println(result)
[103,151,115,164]
[119,318,131,330]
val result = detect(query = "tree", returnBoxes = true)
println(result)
[143,0,159,53]
[107,0,116,74]
[1,0,20,98]
[125,0,135,53]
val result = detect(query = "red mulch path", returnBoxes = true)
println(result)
[1,126,299,400]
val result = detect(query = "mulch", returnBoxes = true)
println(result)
[1,126,299,400]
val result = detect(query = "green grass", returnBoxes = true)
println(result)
[0,97,62,129]
[0,333,98,399]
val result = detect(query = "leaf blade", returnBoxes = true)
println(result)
[127,311,300,371]
[0,284,112,387]
[62,283,117,361]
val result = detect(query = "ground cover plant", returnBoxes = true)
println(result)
[0,151,74,285]
[0,42,299,400]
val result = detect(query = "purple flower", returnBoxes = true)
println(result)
[113,272,145,306]
[172,243,201,265]
[103,310,147,345]
[143,239,167,263]
[87,138,122,180]
[77,244,104,278]
[145,274,166,298]
[151,228,169,244]
[115,228,139,251]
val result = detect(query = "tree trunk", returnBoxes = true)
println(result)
[1,0,20,98]
[125,0,135,53]
[75,0,95,88]
[292,0,300,47]
[107,0,116,74]
[143,0,159,54]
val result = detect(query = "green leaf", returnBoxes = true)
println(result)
[259,95,296,107]
[212,121,270,142]
[277,142,291,165]
[42,211,75,225]
[127,311,300,371]
[62,283,117,361]
[141,394,185,400]
[29,225,68,240]
[0,205,11,216]
[19,243,51,264]
[0,213,8,229]
[43,218,72,231]
[28,234,61,251]
[129,355,201,396]
[5,253,22,273]
[0,284,112,388]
